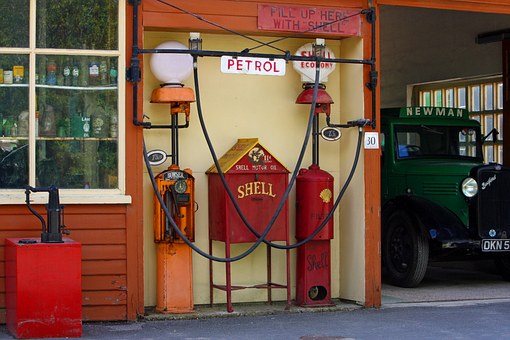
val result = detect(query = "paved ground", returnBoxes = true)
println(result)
[0,260,508,339]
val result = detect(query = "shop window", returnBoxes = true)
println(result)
[0,1,126,202]
[412,75,503,164]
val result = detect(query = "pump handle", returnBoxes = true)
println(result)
[347,118,372,127]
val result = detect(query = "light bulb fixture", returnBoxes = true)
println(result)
[313,38,326,58]
[150,41,193,88]
[189,32,202,51]
[149,41,195,104]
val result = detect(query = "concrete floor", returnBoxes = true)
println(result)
[382,260,510,305]
[141,259,510,321]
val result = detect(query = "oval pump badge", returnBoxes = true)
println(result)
[320,127,342,141]
[147,149,167,166]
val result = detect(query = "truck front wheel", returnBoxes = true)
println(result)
[382,210,429,288]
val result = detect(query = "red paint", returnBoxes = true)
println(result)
[208,142,289,243]
[258,4,361,37]
[295,164,334,240]
[5,238,82,338]
[296,240,333,307]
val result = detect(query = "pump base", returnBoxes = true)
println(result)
[156,242,194,314]
[5,238,82,338]
[296,240,333,307]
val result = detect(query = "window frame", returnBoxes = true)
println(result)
[411,74,503,164]
[0,0,129,204]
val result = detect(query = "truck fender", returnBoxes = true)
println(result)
[382,195,470,242]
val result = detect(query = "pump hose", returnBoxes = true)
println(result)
[193,55,365,250]
[145,141,263,262]
[145,58,321,262]
[145,56,364,261]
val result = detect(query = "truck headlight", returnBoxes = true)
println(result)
[461,177,478,198]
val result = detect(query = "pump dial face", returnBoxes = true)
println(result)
[174,180,187,194]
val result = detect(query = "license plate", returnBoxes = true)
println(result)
[481,239,510,252]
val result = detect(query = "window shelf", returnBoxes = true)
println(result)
[0,84,117,91]
[0,137,117,142]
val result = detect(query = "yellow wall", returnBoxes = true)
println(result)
[142,32,366,306]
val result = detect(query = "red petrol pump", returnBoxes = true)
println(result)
[6,186,81,338]
[149,40,198,313]
[294,40,335,306]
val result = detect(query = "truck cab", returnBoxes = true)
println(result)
[381,107,510,287]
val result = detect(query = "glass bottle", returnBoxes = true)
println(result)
[99,59,108,85]
[46,58,57,85]
[63,57,72,86]
[80,58,88,86]
[109,64,117,85]
[71,59,80,86]
[88,59,99,86]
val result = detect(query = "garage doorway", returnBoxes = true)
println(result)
[379,5,510,304]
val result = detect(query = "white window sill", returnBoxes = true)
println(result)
[0,190,132,205]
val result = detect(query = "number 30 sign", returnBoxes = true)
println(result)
[364,132,379,149]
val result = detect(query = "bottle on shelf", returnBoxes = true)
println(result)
[88,59,99,86]
[40,105,56,136]
[63,57,72,86]
[39,60,46,85]
[80,58,88,87]
[71,59,80,86]
[13,65,24,84]
[99,59,108,85]
[109,64,117,85]
[110,113,118,138]
[3,69,13,84]
[92,106,108,138]
[46,58,57,85]
[17,111,29,136]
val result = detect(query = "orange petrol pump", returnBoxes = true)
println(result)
[153,165,195,313]
[149,40,197,313]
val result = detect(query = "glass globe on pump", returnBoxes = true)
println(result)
[149,38,199,166]
[150,40,196,105]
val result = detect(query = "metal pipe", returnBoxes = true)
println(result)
[140,48,374,66]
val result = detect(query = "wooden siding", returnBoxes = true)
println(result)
[376,0,510,14]
[142,0,366,34]
[0,204,136,322]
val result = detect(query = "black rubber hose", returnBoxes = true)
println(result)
[193,55,364,249]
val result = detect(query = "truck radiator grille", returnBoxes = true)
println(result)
[477,166,510,238]
[423,182,458,196]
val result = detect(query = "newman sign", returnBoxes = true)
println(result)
[258,4,361,37]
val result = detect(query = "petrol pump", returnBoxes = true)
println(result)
[294,39,336,307]
[148,39,198,313]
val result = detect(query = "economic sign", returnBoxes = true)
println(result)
[293,43,336,83]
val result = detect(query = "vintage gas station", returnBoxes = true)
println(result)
[0,1,509,333]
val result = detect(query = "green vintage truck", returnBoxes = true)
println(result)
[381,107,510,287]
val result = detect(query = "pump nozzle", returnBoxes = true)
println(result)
[347,118,372,127]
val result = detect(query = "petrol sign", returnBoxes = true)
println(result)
[221,56,286,76]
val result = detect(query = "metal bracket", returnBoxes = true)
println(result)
[126,57,141,83]
[364,7,376,24]
[366,70,378,91]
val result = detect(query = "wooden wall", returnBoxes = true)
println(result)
[142,0,366,33]
[376,0,510,14]
[0,204,137,321]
